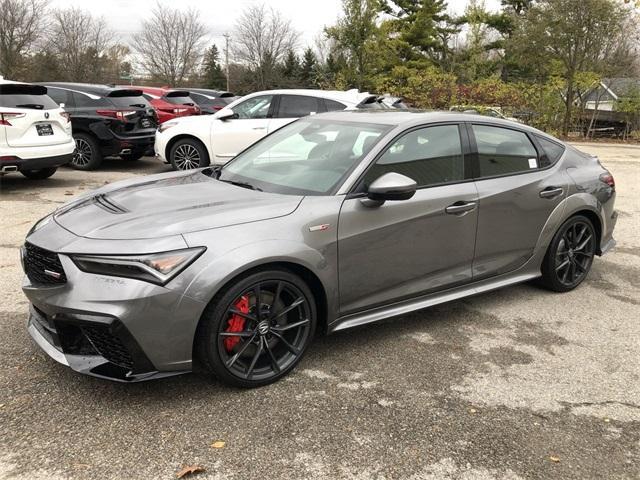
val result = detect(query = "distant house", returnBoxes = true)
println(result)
[582,78,640,112]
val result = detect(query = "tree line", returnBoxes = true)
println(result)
[1,0,639,136]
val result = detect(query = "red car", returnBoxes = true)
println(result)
[124,86,201,124]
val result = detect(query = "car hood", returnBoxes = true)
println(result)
[53,170,303,240]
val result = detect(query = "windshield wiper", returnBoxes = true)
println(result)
[219,178,262,191]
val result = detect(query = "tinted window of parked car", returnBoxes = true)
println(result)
[0,86,58,110]
[535,135,565,166]
[45,87,73,107]
[277,95,321,118]
[364,124,465,188]
[472,125,538,177]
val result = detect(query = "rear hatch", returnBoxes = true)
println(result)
[104,89,158,137]
[0,84,71,148]
[164,91,201,116]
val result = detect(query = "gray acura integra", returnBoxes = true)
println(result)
[22,111,617,387]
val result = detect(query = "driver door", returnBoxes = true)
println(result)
[211,94,275,164]
[337,124,479,315]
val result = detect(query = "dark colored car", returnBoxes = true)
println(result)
[185,89,237,114]
[22,111,616,387]
[38,83,158,170]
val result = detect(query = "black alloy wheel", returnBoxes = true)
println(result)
[541,215,596,292]
[196,269,316,388]
[71,133,103,170]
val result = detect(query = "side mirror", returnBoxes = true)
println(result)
[361,172,417,207]
[213,107,235,121]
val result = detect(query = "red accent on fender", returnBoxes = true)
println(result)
[224,295,249,352]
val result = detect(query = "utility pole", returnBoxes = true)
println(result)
[223,33,230,92]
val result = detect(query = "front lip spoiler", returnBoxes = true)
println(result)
[27,316,189,383]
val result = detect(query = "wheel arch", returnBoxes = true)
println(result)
[566,209,603,255]
[190,260,330,360]
[165,134,212,164]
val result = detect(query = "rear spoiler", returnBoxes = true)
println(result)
[356,95,380,107]
[0,83,48,95]
[219,92,235,98]
[108,89,144,98]
[165,90,191,98]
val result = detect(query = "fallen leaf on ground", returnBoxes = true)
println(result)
[176,465,205,478]
[549,456,560,463]
[604,418,610,423]
[211,441,226,449]
[64,191,74,196]
[469,408,477,413]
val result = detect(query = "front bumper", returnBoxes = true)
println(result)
[22,236,206,382]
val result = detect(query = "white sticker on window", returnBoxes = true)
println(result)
[528,158,538,169]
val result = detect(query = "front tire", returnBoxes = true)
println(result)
[169,138,210,171]
[20,167,57,179]
[71,133,103,170]
[196,269,317,388]
[540,215,596,292]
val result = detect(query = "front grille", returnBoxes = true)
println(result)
[82,325,134,370]
[24,243,67,285]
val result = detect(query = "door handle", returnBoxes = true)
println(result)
[539,186,563,199]
[445,201,477,215]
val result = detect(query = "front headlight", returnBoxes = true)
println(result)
[71,247,205,285]
[158,121,179,133]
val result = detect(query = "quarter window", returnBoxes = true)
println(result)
[233,95,273,119]
[45,87,72,107]
[363,125,464,188]
[535,135,565,166]
[472,125,539,177]
[277,95,320,118]
[324,99,347,112]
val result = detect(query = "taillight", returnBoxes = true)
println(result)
[0,155,20,162]
[96,109,136,121]
[60,112,71,123]
[172,108,189,114]
[0,112,26,126]
[599,172,615,189]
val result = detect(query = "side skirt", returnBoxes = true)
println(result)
[329,270,540,333]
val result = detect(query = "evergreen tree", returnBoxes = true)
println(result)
[281,49,301,86]
[300,48,317,87]
[201,44,226,89]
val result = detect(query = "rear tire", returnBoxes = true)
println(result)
[195,269,317,388]
[539,215,596,292]
[71,133,103,170]
[169,138,210,171]
[20,167,57,179]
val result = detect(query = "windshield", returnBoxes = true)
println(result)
[218,119,391,195]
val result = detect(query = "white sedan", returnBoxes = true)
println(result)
[154,89,382,170]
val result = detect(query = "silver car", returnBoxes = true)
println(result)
[22,111,617,387]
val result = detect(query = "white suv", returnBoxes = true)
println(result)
[155,89,383,170]
[0,78,74,179]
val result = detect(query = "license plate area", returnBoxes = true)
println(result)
[36,124,54,136]
[140,118,152,128]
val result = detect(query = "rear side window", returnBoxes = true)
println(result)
[472,125,538,177]
[0,84,58,110]
[535,135,565,166]
[277,95,321,118]
[364,124,465,188]
[73,92,110,108]
[324,99,347,112]
[165,95,196,105]
[46,87,73,107]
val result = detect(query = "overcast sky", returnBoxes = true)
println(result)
[48,0,502,51]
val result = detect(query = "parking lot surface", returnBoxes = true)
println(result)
[0,146,638,480]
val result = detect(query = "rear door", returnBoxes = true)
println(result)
[211,94,275,163]
[468,123,570,279]
[0,84,70,147]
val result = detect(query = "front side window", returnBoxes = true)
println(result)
[232,95,273,119]
[219,119,390,195]
[363,124,464,188]
[277,95,320,118]
[472,125,538,177]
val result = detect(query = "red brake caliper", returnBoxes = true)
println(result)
[224,295,250,352]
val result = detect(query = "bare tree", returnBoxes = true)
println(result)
[132,3,207,85]
[233,4,299,89]
[49,7,113,82]
[0,0,48,79]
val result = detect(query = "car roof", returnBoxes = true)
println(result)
[242,88,378,106]
[35,82,143,97]
[187,88,235,98]
[309,110,557,139]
